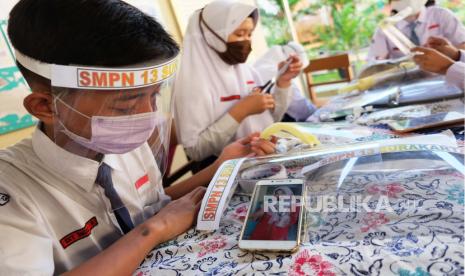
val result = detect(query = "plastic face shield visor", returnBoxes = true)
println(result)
[15,50,178,176]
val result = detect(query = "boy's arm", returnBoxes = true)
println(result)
[1,185,204,276]
[65,187,205,276]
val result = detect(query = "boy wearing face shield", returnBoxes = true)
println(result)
[0,0,276,274]
[174,0,303,163]
[367,0,465,61]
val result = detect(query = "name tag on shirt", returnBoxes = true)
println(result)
[221,95,241,102]
[60,217,98,249]
[135,174,149,189]
[428,24,440,30]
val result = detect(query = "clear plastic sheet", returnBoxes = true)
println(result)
[309,74,463,123]
[355,98,465,126]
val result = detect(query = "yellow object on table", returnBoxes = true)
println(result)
[260,123,320,146]
[337,62,417,94]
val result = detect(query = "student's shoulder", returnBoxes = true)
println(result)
[0,159,33,214]
[0,138,36,192]
[0,137,34,167]
[427,6,458,19]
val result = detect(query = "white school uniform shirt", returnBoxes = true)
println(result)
[368,6,465,61]
[445,50,465,91]
[0,128,170,275]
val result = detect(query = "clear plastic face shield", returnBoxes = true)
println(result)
[15,50,178,176]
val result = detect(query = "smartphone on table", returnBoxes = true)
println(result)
[238,179,305,252]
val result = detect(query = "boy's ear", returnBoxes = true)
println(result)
[23,90,54,125]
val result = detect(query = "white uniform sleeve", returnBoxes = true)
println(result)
[445,62,465,91]
[285,85,316,121]
[184,113,240,161]
[440,8,465,46]
[271,85,292,122]
[0,183,54,275]
[367,28,391,61]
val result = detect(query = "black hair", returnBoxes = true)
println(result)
[8,0,179,87]
[388,0,436,8]
[425,0,435,7]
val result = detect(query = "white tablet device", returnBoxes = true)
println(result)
[238,179,304,252]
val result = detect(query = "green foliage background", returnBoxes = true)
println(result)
[259,0,465,59]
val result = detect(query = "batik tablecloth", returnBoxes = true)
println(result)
[135,168,464,276]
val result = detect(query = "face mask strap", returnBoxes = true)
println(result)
[54,96,91,120]
[199,9,228,53]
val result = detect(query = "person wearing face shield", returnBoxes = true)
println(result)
[367,0,465,61]
[174,0,303,163]
[0,0,276,274]
[253,42,316,122]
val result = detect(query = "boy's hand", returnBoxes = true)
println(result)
[425,36,460,61]
[229,90,274,122]
[150,187,205,243]
[412,46,455,75]
[217,132,276,164]
[277,55,303,88]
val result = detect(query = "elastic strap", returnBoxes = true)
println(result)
[198,9,227,53]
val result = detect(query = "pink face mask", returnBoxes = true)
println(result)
[55,97,158,154]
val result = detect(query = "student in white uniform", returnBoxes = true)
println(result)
[174,0,303,162]
[0,0,276,274]
[368,0,465,61]
[253,41,316,122]
[412,37,465,91]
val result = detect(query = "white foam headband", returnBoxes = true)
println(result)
[15,50,178,90]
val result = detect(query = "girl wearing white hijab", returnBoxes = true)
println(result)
[174,0,302,162]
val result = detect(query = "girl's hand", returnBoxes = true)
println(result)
[277,55,303,88]
[229,89,275,122]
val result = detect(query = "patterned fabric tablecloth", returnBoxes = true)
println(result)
[135,168,464,276]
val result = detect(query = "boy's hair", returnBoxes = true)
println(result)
[8,0,179,89]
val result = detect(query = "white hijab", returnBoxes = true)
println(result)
[174,0,275,149]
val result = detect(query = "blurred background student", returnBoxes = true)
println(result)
[368,0,465,61]
[254,41,316,122]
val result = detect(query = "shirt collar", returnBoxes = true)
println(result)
[32,127,100,192]
[397,7,427,29]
